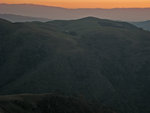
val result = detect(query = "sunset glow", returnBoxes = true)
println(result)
[1,0,150,8]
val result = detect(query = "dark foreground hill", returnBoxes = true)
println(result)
[0,94,115,113]
[0,17,150,113]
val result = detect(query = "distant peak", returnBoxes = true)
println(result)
[78,16,100,21]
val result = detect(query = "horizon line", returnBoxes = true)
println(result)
[1,3,150,10]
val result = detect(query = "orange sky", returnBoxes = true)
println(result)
[1,0,150,8]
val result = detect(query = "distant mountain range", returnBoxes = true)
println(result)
[0,4,150,21]
[0,17,150,113]
[0,13,150,31]
[0,13,150,32]
[132,20,150,31]
[0,14,50,22]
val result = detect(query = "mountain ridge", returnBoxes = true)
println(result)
[0,13,51,22]
[132,20,150,31]
[1,3,150,10]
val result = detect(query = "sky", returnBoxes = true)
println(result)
[1,0,150,8]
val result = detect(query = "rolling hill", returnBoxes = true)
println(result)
[0,17,150,113]
[0,4,150,21]
[0,14,50,22]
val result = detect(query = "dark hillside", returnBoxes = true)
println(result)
[0,17,150,113]
[0,94,116,113]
